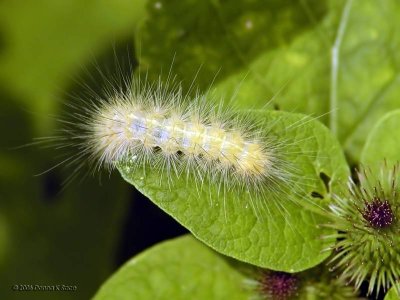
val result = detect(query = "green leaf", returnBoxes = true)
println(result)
[94,235,253,300]
[385,285,400,300]
[136,0,400,163]
[214,0,400,164]
[118,110,349,271]
[135,0,328,93]
[361,110,400,166]
[94,235,361,300]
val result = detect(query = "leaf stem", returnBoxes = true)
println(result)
[330,0,353,135]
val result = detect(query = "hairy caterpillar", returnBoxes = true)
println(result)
[43,56,325,219]
[86,81,287,196]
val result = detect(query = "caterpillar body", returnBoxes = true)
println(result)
[57,70,311,216]
[96,98,269,180]
[87,85,281,194]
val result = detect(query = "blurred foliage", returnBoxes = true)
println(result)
[138,0,400,163]
[0,0,146,299]
[0,0,146,133]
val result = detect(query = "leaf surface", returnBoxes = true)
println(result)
[361,110,400,166]
[118,110,349,271]
[94,235,252,300]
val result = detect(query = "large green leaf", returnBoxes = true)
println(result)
[136,0,400,163]
[213,0,400,164]
[361,110,400,166]
[135,0,327,92]
[94,235,252,300]
[118,110,349,271]
[94,235,361,299]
